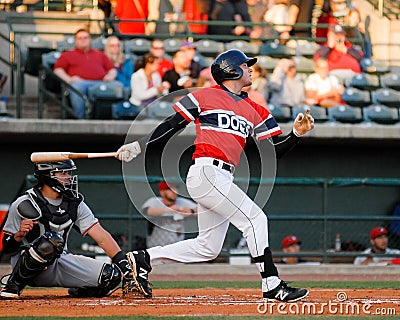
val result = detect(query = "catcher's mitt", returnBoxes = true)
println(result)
[121,276,142,296]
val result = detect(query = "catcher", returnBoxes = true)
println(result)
[0,160,140,298]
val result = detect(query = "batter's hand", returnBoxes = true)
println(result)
[116,141,141,162]
[293,109,314,136]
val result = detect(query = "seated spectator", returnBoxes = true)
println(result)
[263,0,291,41]
[142,181,197,248]
[250,63,268,100]
[162,50,193,93]
[208,0,252,37]
[316,0,349,44]
[150,39,173,78]
[130,53,170,108]
[345,7,371,58]
[354,226,400,265]
[199,67,217,86]
[54,29,122,118]
[278,235,309,264]
[196,74,214,88]
[179,41,202,81]
[0,72,7,93]
[269,58,306,107]
[286,0,314,39]
[104,36,134,88]
[247,0,270,41]
[305,58,345,108]
[314,24,363,83]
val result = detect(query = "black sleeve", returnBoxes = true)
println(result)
[138,112,190,149]
[2,233,22,255]
[260,131,301,159]
[316,46,332,59]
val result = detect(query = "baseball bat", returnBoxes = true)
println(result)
[30,152,118,162]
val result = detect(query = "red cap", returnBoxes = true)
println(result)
[282,235,302,249]
[370,226,387,239]
[158,181,176,191]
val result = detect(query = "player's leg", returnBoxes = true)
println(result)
[33,253,121,298]
[0,231,64,298]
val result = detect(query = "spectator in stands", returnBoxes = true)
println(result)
[129,53,170,108]
[314,24,363,83]
[104,36,134,88]
[162,50,193,93]
[345,7,371,58]
[354,226,400,265]
[269,58,306,107]
[316,0,350,43]
[208,0,252,37]
[114,0,148,35]
[250,63,268,100]
[286,0,315,38]
[142,181,197,248]
[246,0,270,41]
[263,0,291,41]
[305,58,344,108]
[198,67,218,86]
[278,235,309,264]
[150,39,173,78]
[183,0,210,35]
[196,74,213,88]
[179,41,202,81]
[0,72,7,93]
[54,29,122,119]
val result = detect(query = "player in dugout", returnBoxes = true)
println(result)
[0,160,139,298]
[116,49,315,302]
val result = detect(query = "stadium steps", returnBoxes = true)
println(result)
[4,96,62,119]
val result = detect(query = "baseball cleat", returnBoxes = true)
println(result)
[0,284,20,298]
[263,281,309,302]
[126,250,153,298]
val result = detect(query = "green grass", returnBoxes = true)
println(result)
[151,280,400,289]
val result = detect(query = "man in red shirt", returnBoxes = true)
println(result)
[54,29,121,118]
[314,24,363,82]
[149,39,173,78]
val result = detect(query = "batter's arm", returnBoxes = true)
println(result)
[270,131,301,158]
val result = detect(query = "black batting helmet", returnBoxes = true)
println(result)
[211,49,257,84]
[34,160,78,197]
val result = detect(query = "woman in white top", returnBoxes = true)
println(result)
[130,53,170,108]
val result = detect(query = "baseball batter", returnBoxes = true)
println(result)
[117,49,314,302]
[0,160,139,298]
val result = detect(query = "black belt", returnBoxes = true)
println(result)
[191,159,235,173]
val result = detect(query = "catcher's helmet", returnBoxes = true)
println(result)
[211,49,257,84]
[34,160,78,197]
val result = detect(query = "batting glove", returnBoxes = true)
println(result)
[116,141,141,162]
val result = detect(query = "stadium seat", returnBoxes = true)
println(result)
[292,105,328,122]
[327,105,363,123]
[194,39,225,57]
[363,104,399,124]
[341,87,371,107]
[256,56,280,73]
[360,58,390,75]
[41,51,62,93]
[293,56,315,74]
[88,84,124,119]
[268,104,292,122]
[21,36,54,77]
[195,53,213,69]
[225,40,259,55]
[380,72,400,91]
[145,101,175,119]
[111,101,140,120]
[372,88,400,108]
[259,42,295,59]
[163,38,183,54]
[295,41,320,58]
[124,38,151,55]
[91,38,107,51]
[345,73,380,91]
[56,36,75,52]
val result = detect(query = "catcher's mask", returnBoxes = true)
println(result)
[34,160,78,197]
[211,49,257,85]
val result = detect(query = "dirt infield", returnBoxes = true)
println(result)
[1,288,399,317]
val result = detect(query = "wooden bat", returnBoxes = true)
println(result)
[30,152,118,162]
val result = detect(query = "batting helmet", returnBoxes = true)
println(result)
[211,49,257,84]
[34,160,78,197]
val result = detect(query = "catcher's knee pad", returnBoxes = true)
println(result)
[99,263,121,292]
[31,231,65,264]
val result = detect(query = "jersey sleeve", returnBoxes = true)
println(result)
[173,92,201,122]
[75,202,99,236]
[253,104,282,141]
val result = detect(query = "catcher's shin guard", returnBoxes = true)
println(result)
[68,263,121,298]
[0,231,64,298]
[126,250,152,297]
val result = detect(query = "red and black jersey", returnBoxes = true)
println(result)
[173,85,282,166]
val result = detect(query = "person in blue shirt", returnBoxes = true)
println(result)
[104,36,134,88]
